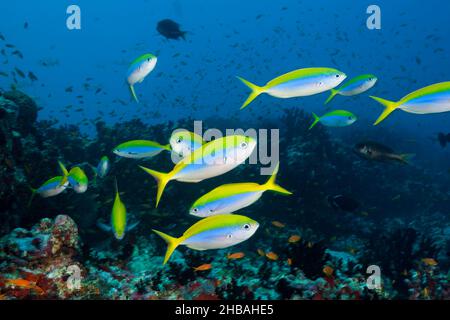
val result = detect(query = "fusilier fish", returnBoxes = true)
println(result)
[59,161,88,193]
[189,163,291,217]
[370,82,450,125]
[309,110,357,130]
[325,74,377,104]
[169,129,204,159]
[97,179,138,240]
[29,176,69,206]
[126,53,157,103]
[237,67,346,109]
[113,140,171,159]
[95,156,110,178]
[140,135,257,207]
[152,214,259,264]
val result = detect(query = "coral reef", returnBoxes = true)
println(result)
[0,93,449,300]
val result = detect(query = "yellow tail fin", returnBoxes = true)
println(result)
[308,113,321,130]
[370,96,399,125]
[28,187,37,207]
[324,89,339,105]
[236,76,265,110]
[58,161,69,186]
[264,163,292,195]
[139,166,170,207]
[152,229,182,265]
[129,84,139,103]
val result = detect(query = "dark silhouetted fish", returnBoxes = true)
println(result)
[156,19,187,40]
[28,71,38,81]
[354,141,414,164]
[327,195,360,213]
[437,133,450,148]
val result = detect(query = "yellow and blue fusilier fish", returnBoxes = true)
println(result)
[97,179,138,240]
[169,129,204,159]
[113,140,171,159]
[58,161,88,193]
[189,163,291,218]
[140,135,257,207]
[324,74,377,104]
[370,82,450,125]
[152,214,259,264]
[126,53,157,103]
[237,67,347,109]
[308,110,357,130]
[95,156,110,179]
[29,176,69,206]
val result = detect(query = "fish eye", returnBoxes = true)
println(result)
[176,136,183,143]
[240,142,248,149]
[335,74,340,78]
[192,208,198,213]
[243,224,250,230]
[208,209,214,213]
[227,234,232,239]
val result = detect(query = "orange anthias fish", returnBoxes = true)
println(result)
[287,258,292,266]
[323,265,334,277]
[193,264,212,271]
[227,252,245,260]
[265,252,279,261]
[421,258,438,266]
[271,221,285,228]
[5,279,44,295]
[257,249,265,256]
[288,235,301,243]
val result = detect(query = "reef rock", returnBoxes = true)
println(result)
[0,214,86,299]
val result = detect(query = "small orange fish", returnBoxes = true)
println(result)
[257,248,265,256]
[265,252,279,261]
[227,252,245,260]
[193,264,212,271]
[287,258,292,266]
[5,279,44,295]
[323,265,334,277]
[288,235,301,243]
[271,221,285,228]
[421,258,438,266]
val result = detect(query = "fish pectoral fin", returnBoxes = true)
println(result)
[97,221,112,232]
[126,221,140,231]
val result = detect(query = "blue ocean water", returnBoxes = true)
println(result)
[0,0,449,300]
[1,0,450,167]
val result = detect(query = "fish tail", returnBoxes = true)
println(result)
[58,161,69,185]
[324,89,339,105]
[264,163,292,195]
[27,187,36,207]
[236,76,265,110]
[129,84,139,103]
[398,153,415,164]
[370,96,399,125]
[308,113,321,130]
[152,229,182,265]
[139,166,170,207]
